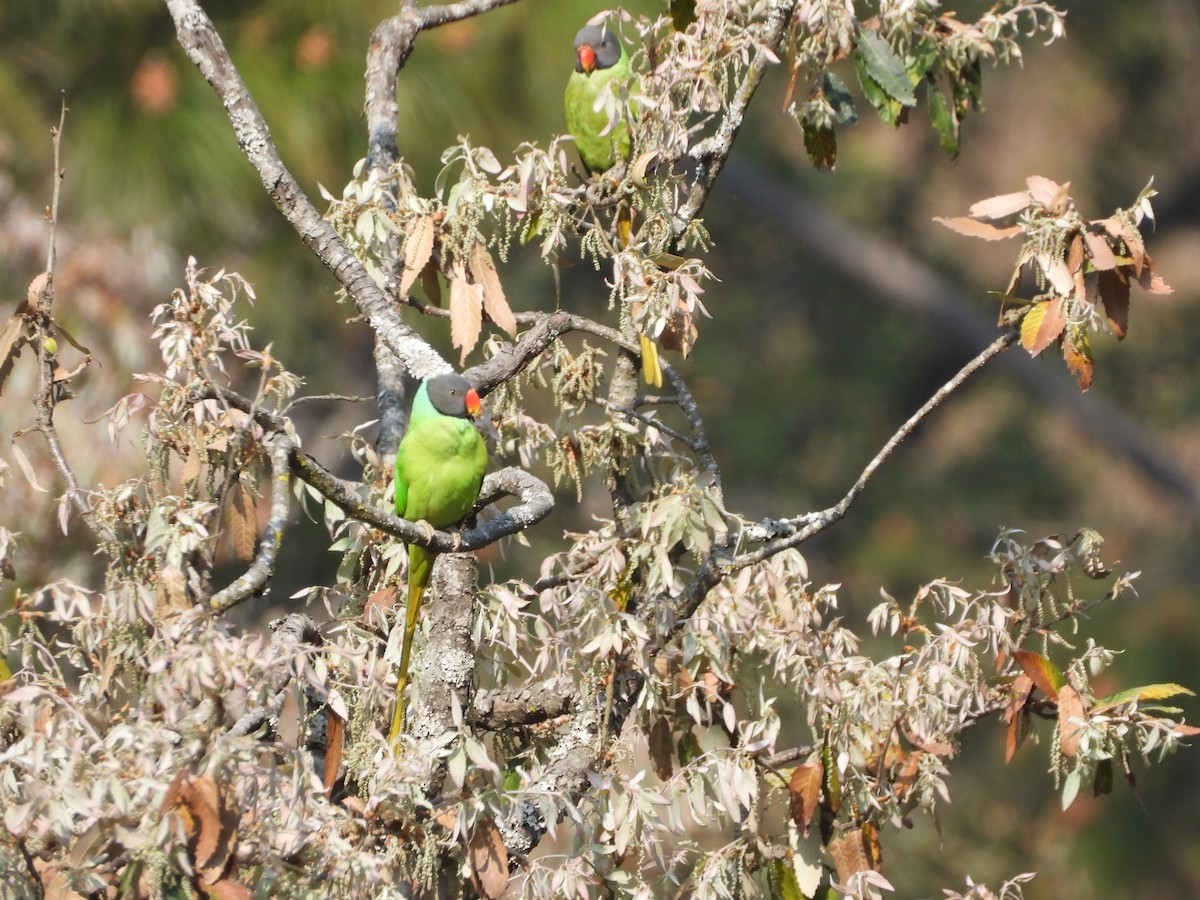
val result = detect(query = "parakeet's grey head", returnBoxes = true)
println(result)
[574,24,623,74]
[426,373,482,419]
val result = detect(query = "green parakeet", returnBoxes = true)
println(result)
[565,23,631,173]
[388,373,488,743]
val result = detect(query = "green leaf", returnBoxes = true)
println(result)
[768,858,805,900]
[677,729,702,766]
[854,54,905,126]
[1094,683,1195,711]
[926,79,959,157]
[802,120,837,172]
[953,57,984,114]
[824,72,857,127]
[855,30,916,105]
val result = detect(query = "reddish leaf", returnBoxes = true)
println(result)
[967,191,1031,221]
[1097,268,1130,339]
[788,760,824,836]
[324,708,344,791]
[648,717,674,780]
[467,819,509,899]
[1083,229,1118,271]
[1020,298,1065,356]
[892,751,923,800]
[1004,674,1035,763]
[1136,260,1174,295]
[1057,683,1087,758]
[1012,650,1065,700]
[933,216,1022,241]
[1117,218,1146,276]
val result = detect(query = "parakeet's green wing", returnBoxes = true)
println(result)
[389,376,488,745]
[565,37,631,172]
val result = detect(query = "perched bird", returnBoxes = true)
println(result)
[388,373,488,743]
[565,23,632,173]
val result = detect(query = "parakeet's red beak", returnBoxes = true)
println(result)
[465,388,483,419]
[577,44,596,74]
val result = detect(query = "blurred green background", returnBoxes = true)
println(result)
[2,1,1199,896]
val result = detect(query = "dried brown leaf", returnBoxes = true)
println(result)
[324,708,344,791]
[1063,328,1093,392]
[1057,683,1087,758]
[229,482,257,563]
[469,242,517,337]
[203,880,252,900]
[10,440,47,493]
[1097,269,1130,339]
[828,830,871,885]
[967,191,1031,220]
[933,216,1022,241]
[165,772,238,887]
[648,716,674,780]
[27,272,50,312]
[1020,297,1065,356]
[1118,218,1146,276]
[399,215,436,297]
[788,761,824,836]
[468,819,509,900]
[1137,262,1173,295]
[449,268,483,365]
[419,258,443,307]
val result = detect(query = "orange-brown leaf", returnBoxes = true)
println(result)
[363,585,397,630]
[202,880,252,900]
[788,761,824,836]
[933,216,1022,241]
[229,482,257,563]
[468,819,509,900]
[862,822,883,871]
[181,446,203,486]
[1012,650,1065,700]
[1057,683,1087,758]
[469,242,517,337]
[967,191,1032,221]
[648,716,674,781]
[828,830,871,884]
[1004,674,1035,763]
[1136,260,1173,295]
[1020,298,1066,356]
[324,708,344,791]
[1063,328,1093,392]
[164,772,238,887]
[449,269,483,365]
[399,215,437,297]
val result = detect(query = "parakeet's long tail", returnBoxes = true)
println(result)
[388,545,433,745]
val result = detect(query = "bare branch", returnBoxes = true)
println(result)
[416,0,523,29]
[467,679,576,731]
[164,0,447,380]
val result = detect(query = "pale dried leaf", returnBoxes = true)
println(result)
[933,216,1022,241]
[468,819,509,899]
[399,215,437,297]
[449,269,483,365]
[0,314,27,397]
[828,830,870,885]
[229,482,257,563]
[1026,175,1069,213]
[27,272,49,310]
[10,440,47,493]
[1058,683,1086,758]
[1083,229,1117,270]
[181,446,203,486]
[967,191,1031,220]
[469,242,517,337]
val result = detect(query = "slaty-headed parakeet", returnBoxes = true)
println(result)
[565,24,631,173]
[388,373,488,743]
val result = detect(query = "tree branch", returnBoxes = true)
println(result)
[209,433,293,613]
[164,0,448,381]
